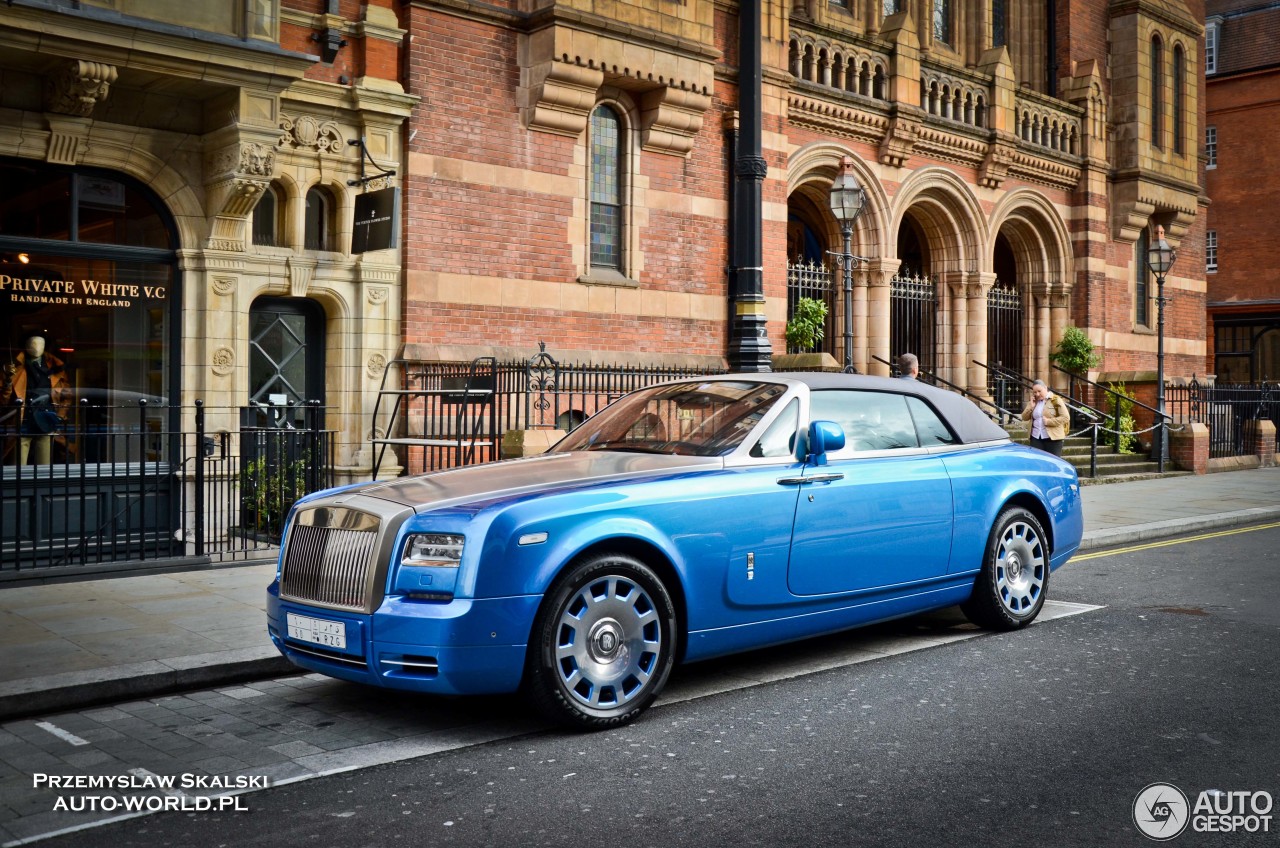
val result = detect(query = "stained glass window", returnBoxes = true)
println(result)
[589,105,623,271]
[933,0,952,45]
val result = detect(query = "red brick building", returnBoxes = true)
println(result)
[1204,0,1280,382]
[399,0,1207,415]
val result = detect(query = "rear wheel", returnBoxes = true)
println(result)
[961,506,1049,630]
[525,553,677,730]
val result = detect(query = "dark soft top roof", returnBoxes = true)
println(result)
[750,372,1010,445]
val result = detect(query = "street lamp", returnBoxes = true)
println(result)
[1145,224,1176,473]
[828,156,868,374]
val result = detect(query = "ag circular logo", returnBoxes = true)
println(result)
[1134,783,1190,840]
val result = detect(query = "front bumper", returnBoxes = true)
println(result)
[266,581,541,696]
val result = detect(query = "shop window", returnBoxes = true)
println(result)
[304,187,333,252]
[0,160,177,467]
[588,104,625,275]
[252,185,282,247]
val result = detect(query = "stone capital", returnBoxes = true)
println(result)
[44,60,117,117]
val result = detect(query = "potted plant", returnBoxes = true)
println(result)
[785,296,828,353]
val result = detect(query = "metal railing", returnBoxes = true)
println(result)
[376,345,729,477]
[785,259,835,354]
[1167,379,1280,459]
[1,401,333,574]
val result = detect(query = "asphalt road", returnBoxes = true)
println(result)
[21,522,1280,848]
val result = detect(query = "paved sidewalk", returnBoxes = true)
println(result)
[1,466,1277,721]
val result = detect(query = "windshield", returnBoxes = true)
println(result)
[552,381,789,457]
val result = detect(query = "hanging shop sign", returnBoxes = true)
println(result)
[351,186,400,254]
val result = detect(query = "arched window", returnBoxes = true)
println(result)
[251,184,280,247]
[1150,35,1164,150]
[304,186,332,252]
[1135,228,1150,327]
[933,0,952,46]
[589,105,625,274]
[1173,44,1186,155]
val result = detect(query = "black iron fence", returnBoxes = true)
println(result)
[378,346,727,477]
[785,259,835,354]
[890,272,937,374]
[1,401,332,574]
[1167,380,1280,458]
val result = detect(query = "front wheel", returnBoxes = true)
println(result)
[961,506,1049,631]
[525,553,677,730]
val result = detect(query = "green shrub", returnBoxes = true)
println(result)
[1106,382,1138,453]
[785,296,828,353]
[1050,326,1101,374]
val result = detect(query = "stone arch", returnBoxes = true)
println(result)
[69,130,206,248]
[988,188,1075,384]
[786,142,891,260]
[891,166,988,275]
[987,188,1072,287]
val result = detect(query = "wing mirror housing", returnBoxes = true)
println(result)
[805,420,845,466]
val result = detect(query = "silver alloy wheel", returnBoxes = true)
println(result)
[554,576,661,710]
[994,519,1046,617]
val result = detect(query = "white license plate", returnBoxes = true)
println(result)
[286,613,347,649]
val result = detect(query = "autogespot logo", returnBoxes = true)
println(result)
[1134,783,1191,841]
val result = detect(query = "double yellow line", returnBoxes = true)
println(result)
[1074,520,1280,561]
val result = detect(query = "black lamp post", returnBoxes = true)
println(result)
[827,156,868,374]
[1145,224,1176,473]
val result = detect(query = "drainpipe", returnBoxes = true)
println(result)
[728,0,772,372]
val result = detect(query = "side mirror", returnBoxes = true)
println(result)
[806,420,845,466]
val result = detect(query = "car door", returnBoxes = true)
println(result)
[786,389,954,596]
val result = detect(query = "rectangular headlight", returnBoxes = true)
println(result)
[402,534,464,568]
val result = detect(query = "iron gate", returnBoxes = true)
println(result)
[986,282,1024,403]
[890,272,937,372]
[785,259,835,354]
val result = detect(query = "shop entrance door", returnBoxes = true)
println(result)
[247,297,325,425]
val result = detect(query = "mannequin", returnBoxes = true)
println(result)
[1,335,69,465]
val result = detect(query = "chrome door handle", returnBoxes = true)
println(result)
[777,473,844,485]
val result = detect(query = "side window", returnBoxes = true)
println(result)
[810,390,920,453]
[750,398,799,458]
[906,396,958,446]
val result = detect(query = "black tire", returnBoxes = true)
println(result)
[524,553,677,730]
[961,506,1050,631]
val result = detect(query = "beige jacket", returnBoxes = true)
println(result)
[1021,393,1070,441]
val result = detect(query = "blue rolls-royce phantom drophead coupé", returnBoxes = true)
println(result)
[267,373,1083,729]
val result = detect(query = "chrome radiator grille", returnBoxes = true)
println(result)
[281,507,380,610]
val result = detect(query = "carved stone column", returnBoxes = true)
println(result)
[1049,288,1072,390]
[851,266,870,375]
[947,274,968,387]
[1032,285,1052,379]
[967,273,997,399]
[866,260,895,376]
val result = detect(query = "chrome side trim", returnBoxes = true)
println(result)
[285,642,369,668]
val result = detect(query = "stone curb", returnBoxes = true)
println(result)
[4,508,1278,723]
[1077,506,1280,552]
[0,650,296,723]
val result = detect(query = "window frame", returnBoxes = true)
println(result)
[1173,44,1186,155]
[588,103,625,275]
[251,184,282,248]
[1151,35,1165,150]
[303,186,332,252]
[1206,20,1219,76]
[1206,230,1218,274]
[1206,125,1217,169]
[1135,228,1151,328]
